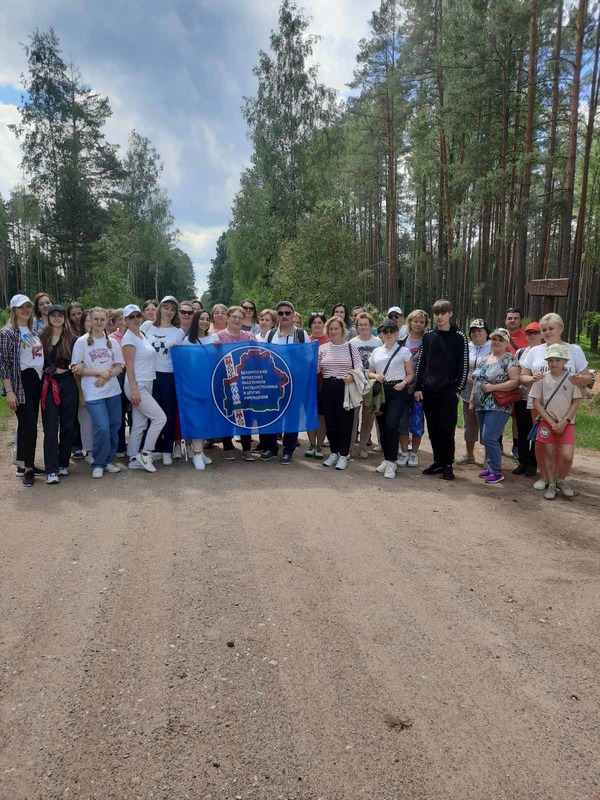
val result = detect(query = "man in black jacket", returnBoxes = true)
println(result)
[414,299,469,480]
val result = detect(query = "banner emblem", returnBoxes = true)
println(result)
[211,346,293,428]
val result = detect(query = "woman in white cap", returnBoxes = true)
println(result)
[71,308,124,478]
[387,307,407,340]
[121,304,166,472]
[0,295,44,487]
[142,296,185,465]
[39,304,79,483]
[469,328,520,485]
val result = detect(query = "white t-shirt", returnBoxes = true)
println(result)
[369,345,412,382]
[522,343,588,409]
[18,327,44,378]
[350,335,382,375]
[121,330,157,383]
[265,327,308,346]
[142,325,185,372]
[71,335,123,401]
[182,332,219,345]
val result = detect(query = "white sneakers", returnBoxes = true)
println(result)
[47,473,59,485]
[92,467,103,479]
[192,453,206,471]
[376,460,388,473]
[335,455,348,470]
[172,444,182,459]
[162,453,173,466]
[384,462,397,479]
[322,453,339,467]
[201,452,212,465]
[408,452,419,467]
[136,452,156,472]
[396,452,409,467]
[533,479,547,491]
[104,463,122,473]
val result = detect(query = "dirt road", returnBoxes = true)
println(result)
[1,431,599,800]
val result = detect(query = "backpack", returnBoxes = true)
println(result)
[267,326,307,344]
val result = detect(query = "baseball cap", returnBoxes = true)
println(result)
[276,300,295,312]
[490,327,511,343]
[10,294,32,308]
[525,321,540,333]
[545,343,569,360]
[387,306,403,316]
[47,304,67,316]
[160,295,179,306]
[123,303,142,317]
[469,318,488,330]
[379,318,399,332]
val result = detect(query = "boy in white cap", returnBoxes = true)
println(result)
[387,307,407,340]
[530,343,582,500]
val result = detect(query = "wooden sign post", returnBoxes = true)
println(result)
[525,278,570,314]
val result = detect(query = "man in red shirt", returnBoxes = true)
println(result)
[505,307,528,354]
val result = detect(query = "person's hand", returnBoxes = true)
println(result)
[469,401,475,411]
[569,373,590,388]
[374,373,386,383]
[71,363,83,376]
[99,369,112,380]
[130,388,141,406]
[393,381,405,392]
[552,419,568,434]
[343,374,354,385]
[213,340,221,346]
[532,371,544,382]
[482,382,494,393]
[5,390,18,410]
[94,376,107,388]
[414,391,423,402]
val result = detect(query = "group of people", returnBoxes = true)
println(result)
[0,291,594,500]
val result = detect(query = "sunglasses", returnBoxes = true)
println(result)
[381,328,396,334]
[389,313,400,318]
[180,309,193,315]
[278,310,292,316]
[128,313,143,319]
[242,305,255,311]
[525,330,539,336]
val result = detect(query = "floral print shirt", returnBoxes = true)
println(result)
[473,352,520,413]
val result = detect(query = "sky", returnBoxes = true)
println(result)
[0,0,371,296]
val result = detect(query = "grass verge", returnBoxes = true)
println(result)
[0,396,13,431]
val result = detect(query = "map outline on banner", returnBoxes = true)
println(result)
[211,345,294,429]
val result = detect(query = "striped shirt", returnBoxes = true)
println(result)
[318,341,361,379]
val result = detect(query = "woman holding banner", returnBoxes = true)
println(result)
[216,306,255,460]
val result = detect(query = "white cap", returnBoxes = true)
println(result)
[387,306,403,316]
[10,294,32,308]
[123,303,142,317]
[160,295,179,306]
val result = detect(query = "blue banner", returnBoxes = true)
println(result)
[172,341,319,439]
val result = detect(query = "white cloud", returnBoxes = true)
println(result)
[0,102,22,197]
[179,225,225,260]
[193,262,211,295]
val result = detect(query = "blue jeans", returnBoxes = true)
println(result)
[86,395,122,468]
[476,409,510,473]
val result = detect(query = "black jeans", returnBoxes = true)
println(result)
[223,435,252,451]
[423,386,459,466]
[260,431,298,456]
[15,368,41,469]
[152,371,177,453]
[42,371,79,474]
[514,399,537,467]
[376,383,410,462]
[321,377,355,457]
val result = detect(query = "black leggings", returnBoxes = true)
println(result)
[321,378,355,457]
[15,368,41,469]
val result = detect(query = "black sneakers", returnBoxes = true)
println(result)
[422,463,443,475]
[442,465,455,481]
[259,450,277,461]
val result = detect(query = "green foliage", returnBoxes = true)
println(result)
[206,231,234,307]
[273,202,369,311]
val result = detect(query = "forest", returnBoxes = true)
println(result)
[207,0,600,343]
[1,0,599,343]
[0,30,196,311]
